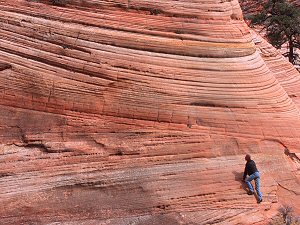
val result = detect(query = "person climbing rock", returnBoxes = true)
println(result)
[242,154,263,203]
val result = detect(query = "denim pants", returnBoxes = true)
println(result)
[246,171,262,200]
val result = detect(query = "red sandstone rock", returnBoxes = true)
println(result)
[0,0,300,224]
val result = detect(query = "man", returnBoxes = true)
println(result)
[242,154,263,203]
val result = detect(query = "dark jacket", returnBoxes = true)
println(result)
[243,160,258,180]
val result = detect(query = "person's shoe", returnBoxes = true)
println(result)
[257,199,262,204]
[247,191,254,195]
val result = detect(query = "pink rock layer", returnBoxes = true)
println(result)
[0,0,299,224]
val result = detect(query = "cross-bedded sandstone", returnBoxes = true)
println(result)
[0,0,299,224]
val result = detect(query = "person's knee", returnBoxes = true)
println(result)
[246,177,252,182]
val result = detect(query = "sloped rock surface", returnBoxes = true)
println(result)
[252,30,300,109]
[0,0,300,224]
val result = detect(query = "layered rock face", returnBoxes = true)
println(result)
[0,0,300,224]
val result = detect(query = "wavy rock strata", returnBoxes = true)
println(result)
[0,0,300,224]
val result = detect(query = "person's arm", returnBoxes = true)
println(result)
[243,164,247,181]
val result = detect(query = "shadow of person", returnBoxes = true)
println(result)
[232,171,260,201]
[232,171,248,192]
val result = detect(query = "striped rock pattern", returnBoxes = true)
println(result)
[0,0,300,224]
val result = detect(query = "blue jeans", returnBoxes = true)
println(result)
[246,171,262,200]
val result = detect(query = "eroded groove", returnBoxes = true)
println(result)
[0,62,12,71]
[0,46,115,81]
